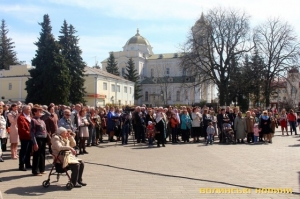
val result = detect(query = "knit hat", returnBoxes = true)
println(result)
[148,121,152,125]
[56,127,67,135]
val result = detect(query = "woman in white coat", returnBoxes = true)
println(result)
[234,112,247,143]
[0,105,7,162]
[191,107,202,143]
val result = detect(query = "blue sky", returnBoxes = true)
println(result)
[1,0,300,67]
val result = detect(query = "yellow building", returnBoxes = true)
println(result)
[0,65,135,106]
[84,67,135,107]
[0,64,30,102]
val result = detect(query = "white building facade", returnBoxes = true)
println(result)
[102,26,215,106]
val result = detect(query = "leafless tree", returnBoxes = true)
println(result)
[180,7,253,106]
[254,18,300,107]
[153,60,172,105]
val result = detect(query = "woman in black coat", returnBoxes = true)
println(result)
[259,111,273,143]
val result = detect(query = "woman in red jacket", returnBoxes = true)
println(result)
[17,105,32,171]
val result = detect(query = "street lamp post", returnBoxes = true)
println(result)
[160,91,164,106]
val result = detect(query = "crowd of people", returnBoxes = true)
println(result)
[0,101,299,185]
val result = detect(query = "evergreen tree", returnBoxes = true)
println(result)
[59,20,86,104]
[124,58,142,100]
[25,14,71,105]
[0,19,19,70]
[106,52,119,76]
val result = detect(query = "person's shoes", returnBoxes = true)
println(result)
[296,133,298,135]
[157,145,160,147]
[162,144,165,147]
[100,140,104,143]
[91,143,96,146]
[78,181,87,186]
[83,150,88,154]
[26,165,32,169]
[19,167,26,171]
[73,183,82,188]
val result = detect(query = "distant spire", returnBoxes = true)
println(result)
[136,28,140,36]
[200,12,204,21]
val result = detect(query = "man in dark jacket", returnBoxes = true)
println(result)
[133,107,145,143]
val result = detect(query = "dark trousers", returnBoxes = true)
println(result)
[136,125,145,143]
[19,139,32,168]
[157,131,165,146]
[1,138,7,151]
[247,132,254,143]
[289,121,297,134]
[122,124,129,144]
[32,138,46,174]
[171,128,177,143]
[68,160,84,185]
[181,129,190,142]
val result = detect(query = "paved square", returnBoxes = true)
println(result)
[1,128,300,199]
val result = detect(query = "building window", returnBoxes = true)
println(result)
[130,87,132,94]
[122,68,126,77]
[185,91,188,100]
[124,86,127,93]
[8,83,12,90]
[182,69,186,76]
[151,68,154,77]
[168,91,171,100]
[165,68,170,76]
[111,84,115,92]
[176,91,180,101]
[117,85,120,92]
[145,91,149,101]
[103,82,107,90]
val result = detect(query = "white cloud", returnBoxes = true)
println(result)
[9,32,38,64]
[47,0,300,28]
[47,0,206,20]
[0,4,46,24]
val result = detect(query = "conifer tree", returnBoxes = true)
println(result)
[0,19,19,70]
[59,20,86,104]
[106,52,119,76]
[25,14,71,105]
[124,58,142,100]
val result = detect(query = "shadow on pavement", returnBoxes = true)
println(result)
[4,184,68,196]
[0,174,34,182]
[288,144,300,147]
[131,146,156,149]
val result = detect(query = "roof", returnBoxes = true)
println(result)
[289,67,299,73]
[125,29,150,46]
[140,76,195,84]
[147,52,183,60]
[271,81,287,88]
[84,67,134,83]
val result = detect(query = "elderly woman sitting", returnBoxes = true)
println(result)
[51,127,87,188]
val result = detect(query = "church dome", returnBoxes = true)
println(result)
[126,29,150,46]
